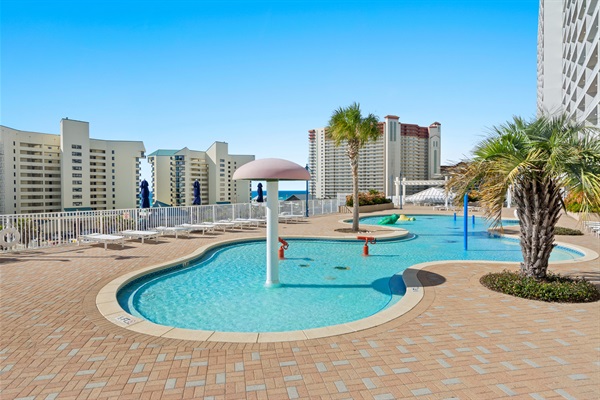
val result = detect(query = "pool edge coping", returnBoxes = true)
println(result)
[95,229,598,343]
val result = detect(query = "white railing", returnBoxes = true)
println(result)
[0,199,340,252]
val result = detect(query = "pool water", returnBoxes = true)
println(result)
[118,215,582,332]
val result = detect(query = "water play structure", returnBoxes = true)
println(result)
[379,214,415,224]
[232,158,310,286]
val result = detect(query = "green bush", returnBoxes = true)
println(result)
[565,202,600,213]
[346,190,392,207]
[554,226,583,235]
[480,270,600,303]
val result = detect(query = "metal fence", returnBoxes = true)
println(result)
[0,199,340,252]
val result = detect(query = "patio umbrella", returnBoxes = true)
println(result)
[257,182,264,203]
[193,180,202,205]
[140,179,150,209]
[404,187,454,205]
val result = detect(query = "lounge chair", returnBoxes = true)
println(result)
[230,219,250,229]
[279,212,305,223]
[121,229,160,244]
[178,223,216,234]
[155,226,190,238]
[584,221,600,237]
[212,220,239,231]
[234,218,265,228]
[78,233,125,250]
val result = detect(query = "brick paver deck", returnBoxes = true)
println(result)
[1,207,599,399]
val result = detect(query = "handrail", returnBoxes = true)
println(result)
[0,198,341,253]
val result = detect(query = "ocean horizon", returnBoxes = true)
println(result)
[146,190,305,205]
[251,190,307,201]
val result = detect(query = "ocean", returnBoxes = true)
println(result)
[251,190,307,201]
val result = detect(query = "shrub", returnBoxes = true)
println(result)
[554,226,583,235]
[564,191,600,213]
[480,270,600,303]
[346,190,392,207]
[467,190,480,202]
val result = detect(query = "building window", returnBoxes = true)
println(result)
[73,188,82,192]
[72,173,82,178]
[72,151,82,156]
[73,180,82,185]
[73,195,82,199]
[73,159,82,164]
[73,202,82,206]
[71,144,82,149]
[73,166,82,170]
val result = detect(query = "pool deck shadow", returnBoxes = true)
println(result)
[1,206,599,399]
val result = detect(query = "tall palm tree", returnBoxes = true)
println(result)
[447,114,600,279]
[327,103,380,231]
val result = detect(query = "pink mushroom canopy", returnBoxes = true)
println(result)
[232,158,310,181]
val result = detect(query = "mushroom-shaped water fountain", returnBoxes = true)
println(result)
[232,158,310,286]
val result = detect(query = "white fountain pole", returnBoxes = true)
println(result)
[265,180,280,286]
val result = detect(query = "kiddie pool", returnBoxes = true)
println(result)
[111,215,585,335]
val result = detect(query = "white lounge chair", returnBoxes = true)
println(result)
[230,219,249,229]
[155,226,190,238]
[279,212,305,223]
[121,230,160,244]
[212,220,238,231]
[249,218,267,226]
[78,233,125,250]
[178,223,216,234]
[232,218,260,229]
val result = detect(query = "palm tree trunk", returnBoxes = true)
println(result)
[348,141,360,232]
[513,176,562,279]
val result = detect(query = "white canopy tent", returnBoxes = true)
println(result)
[404,187,455,205]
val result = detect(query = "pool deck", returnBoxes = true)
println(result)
[1,206,599,399]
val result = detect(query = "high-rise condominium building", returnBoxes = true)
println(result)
[537,0,599,126]
[147,142,254,206]
[308,115,441,199]
[0,119,145,214]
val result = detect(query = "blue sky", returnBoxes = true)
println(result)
[1,0,539,190]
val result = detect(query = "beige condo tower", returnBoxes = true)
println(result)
[308,115,441,199]
[147,142,254,206]
[0,119,145,214]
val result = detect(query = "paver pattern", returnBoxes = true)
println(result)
[1,207,599,399]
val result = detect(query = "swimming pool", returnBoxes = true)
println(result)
[117,215,583,333]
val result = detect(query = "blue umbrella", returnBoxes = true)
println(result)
[257,182,264,203]
[140,179,150,209]
[193,180,201,205]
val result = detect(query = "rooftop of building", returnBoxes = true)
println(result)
[147,149,179,157]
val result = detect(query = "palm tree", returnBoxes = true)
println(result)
[447,114,600,279]
[327,102,380,231]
